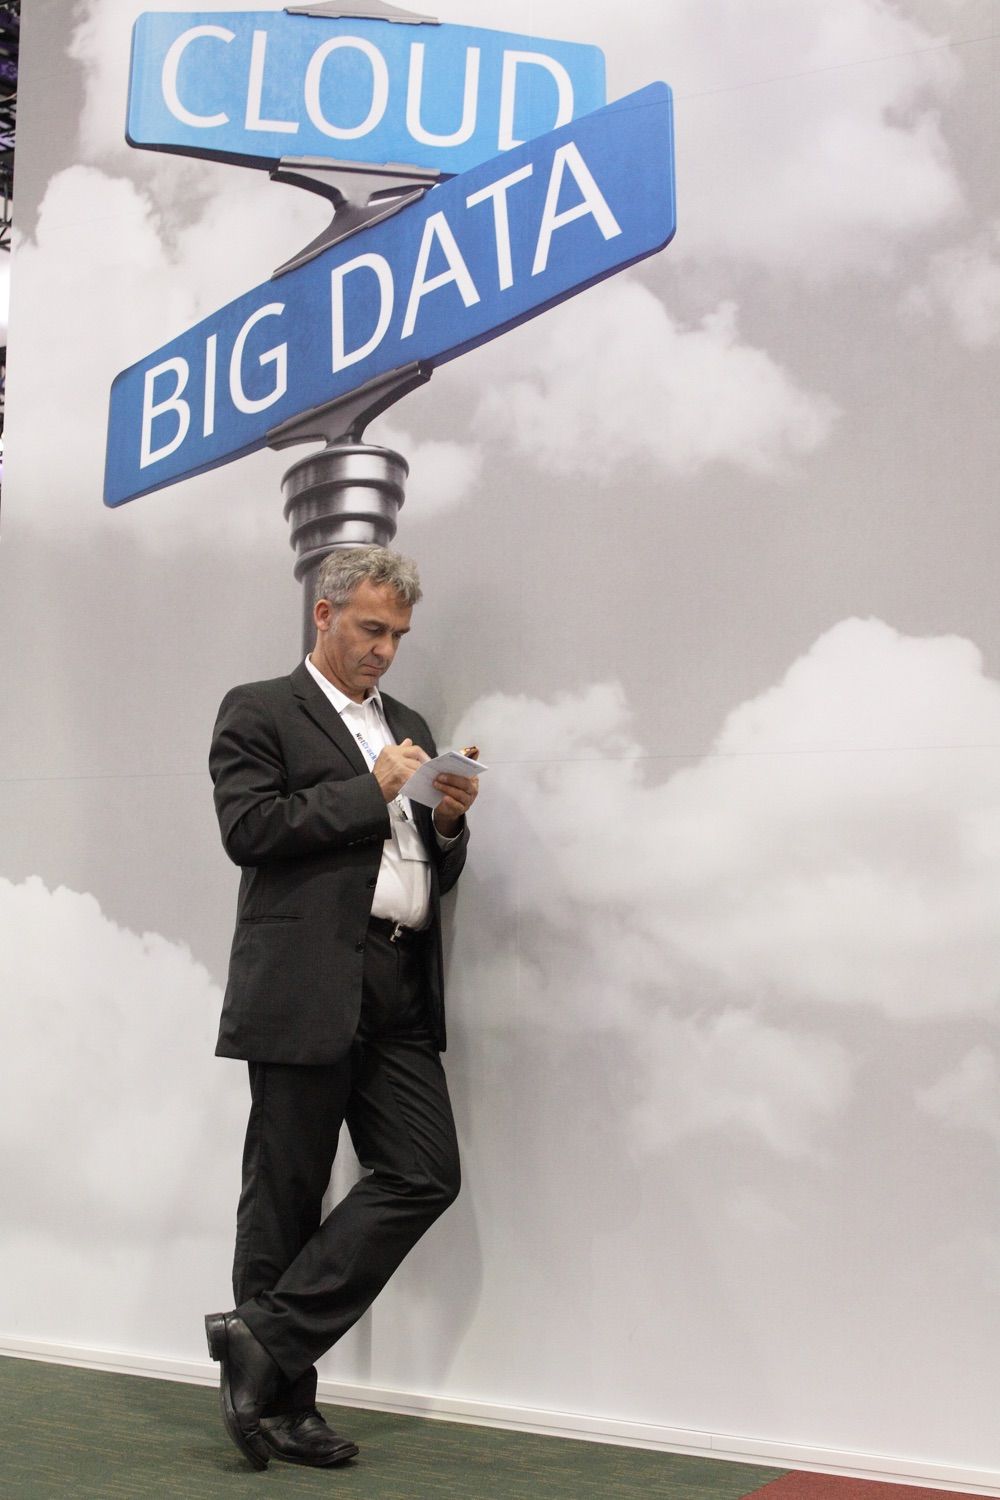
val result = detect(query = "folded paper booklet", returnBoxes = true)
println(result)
[399,751,486,809]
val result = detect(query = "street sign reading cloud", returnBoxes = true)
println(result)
[105,84,675,508]
[127,10,606,176]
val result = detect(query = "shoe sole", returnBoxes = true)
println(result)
[204,1313,270,1471]
[260,1437,360,1468]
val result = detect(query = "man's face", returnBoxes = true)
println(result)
[311,579,413,702]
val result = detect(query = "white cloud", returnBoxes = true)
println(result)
[447,617,1000,1152]
[905,222,1000,347]
[716,616,1000,752]
[918,1047,1000,1146]
[454,617,1000,1023]
[473,280,837,480]
[0,876,242,1239]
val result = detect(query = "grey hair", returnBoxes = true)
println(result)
[315,546,423,609]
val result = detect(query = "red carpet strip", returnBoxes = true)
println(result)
[746,1472,985,1500]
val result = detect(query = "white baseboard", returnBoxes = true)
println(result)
[1,1335,997,1497]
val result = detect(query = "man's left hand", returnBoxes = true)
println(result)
[432,774,479,838]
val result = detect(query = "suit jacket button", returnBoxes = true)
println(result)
[355,939,365,953]
[367,876,377,888]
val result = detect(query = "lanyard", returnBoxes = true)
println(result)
[353,727,411,823]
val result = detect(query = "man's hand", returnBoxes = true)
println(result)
[432,773,479,838]
[373,738,428,801]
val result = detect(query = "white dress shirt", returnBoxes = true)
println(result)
[305,656,441,929]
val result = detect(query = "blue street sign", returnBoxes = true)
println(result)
[126,10,606,176]
[105,83,675,508]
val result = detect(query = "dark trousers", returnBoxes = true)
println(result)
[232,925,460,1416]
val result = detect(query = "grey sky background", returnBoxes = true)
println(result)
[1,0,998,1477]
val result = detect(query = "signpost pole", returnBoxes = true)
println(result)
[283,444,409,651]
[267,362,431,651]
[264,0,444,642]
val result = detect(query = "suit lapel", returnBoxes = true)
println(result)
[291,666,435,841]
[289,661,370,776]
[380,694,407,747]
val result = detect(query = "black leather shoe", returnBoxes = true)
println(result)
[205,1311,282,1469]
[259,1408,360,1467]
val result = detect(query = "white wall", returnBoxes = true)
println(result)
[2,0,998,1486]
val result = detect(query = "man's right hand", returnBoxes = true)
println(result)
[372,738,429,801]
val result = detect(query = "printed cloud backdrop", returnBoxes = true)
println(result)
[455,619,1000,1017]
[4,0,999,1478]
[473,285,839,479]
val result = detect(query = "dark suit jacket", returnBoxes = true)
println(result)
[209,662,469,1064]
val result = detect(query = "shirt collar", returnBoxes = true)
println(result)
[304,654,384,718]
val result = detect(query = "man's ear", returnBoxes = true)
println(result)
[314,599,332,633]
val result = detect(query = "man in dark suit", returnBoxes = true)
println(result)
[205,546,478,1471]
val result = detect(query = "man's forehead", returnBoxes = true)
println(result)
[349,580,412,618]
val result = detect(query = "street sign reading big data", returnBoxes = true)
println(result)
[106,7,677,508]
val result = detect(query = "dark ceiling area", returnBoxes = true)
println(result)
[0,0,14,453]
[0,0,16,255]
